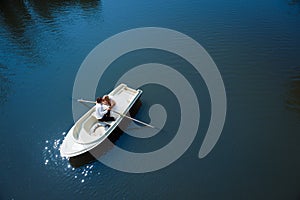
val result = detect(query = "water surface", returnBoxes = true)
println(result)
[0,0,300,199]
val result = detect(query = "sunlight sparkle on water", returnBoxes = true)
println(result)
[43,135,102,184]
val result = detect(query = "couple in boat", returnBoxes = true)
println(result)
[95,95,116,125]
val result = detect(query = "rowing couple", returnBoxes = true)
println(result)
[95,95,116,123]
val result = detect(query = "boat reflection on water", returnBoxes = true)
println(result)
[68,99,142,168]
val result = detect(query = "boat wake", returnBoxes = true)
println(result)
[42,132,103,184]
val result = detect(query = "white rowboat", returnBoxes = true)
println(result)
[60,84,142,157]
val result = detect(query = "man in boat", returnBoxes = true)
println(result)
[95,97,115,123]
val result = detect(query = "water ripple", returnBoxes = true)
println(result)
[42,132,102,186]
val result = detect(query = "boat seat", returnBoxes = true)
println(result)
[83,116,97,133]
[73,114,97,141]
[90,123,106,137]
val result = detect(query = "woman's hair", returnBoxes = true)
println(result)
[96,97,103,103]
[103,95,111,106]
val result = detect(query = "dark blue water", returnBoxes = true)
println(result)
[1,0,300,199]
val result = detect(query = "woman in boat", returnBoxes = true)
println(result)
[102,95,116,121]
[95,97,115,122]
[102,95,116,109]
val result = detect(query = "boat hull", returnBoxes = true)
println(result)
[60,84,142,158]
[68,99,141,167]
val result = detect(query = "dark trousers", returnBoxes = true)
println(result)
[98,110,115,122]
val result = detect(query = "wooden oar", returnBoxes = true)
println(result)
[110,110,155,129]
[77,99,96,104]
[77,99,156,129]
